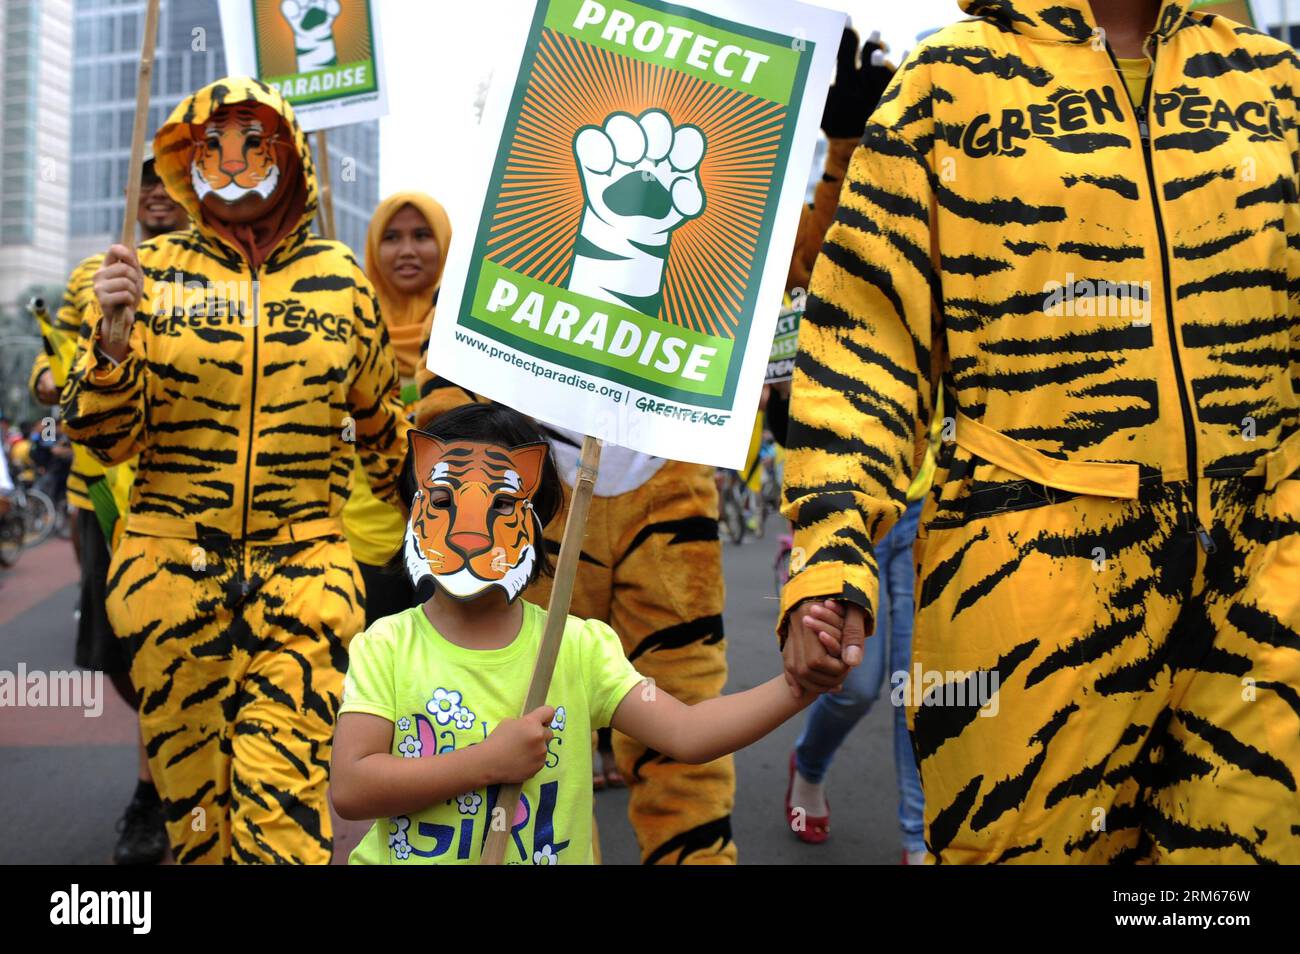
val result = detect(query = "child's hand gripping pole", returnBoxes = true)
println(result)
[103,0,160,352]
[479,434,603,865]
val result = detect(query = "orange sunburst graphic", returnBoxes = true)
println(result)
[485,28,786,341]
[253,0,375,77]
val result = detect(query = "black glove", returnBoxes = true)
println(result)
[820,28,896,140]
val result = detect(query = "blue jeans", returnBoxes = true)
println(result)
[793,499,925,853]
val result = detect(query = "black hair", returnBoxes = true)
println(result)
[388,402,563,587]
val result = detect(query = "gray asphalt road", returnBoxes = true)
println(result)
[0,525,903,865]
[594,523,901,865]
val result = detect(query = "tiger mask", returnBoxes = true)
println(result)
[190,103,288,216]
[402,431,550,603]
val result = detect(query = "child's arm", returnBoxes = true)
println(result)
[609,601,844,765]
[330,705,555,821]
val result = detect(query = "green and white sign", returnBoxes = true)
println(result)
[217,0,388,132]
[766,306,801,384]
[430,0,844,467]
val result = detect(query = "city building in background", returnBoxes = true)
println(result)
[0,0,74,307]
[65,0,376,270]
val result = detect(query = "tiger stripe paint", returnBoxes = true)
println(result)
[781,0,1300,863]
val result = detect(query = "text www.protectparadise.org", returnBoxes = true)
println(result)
[455,331,626,403]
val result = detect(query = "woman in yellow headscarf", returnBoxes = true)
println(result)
[345,192,452,625]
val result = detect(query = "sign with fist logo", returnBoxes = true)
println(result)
[432,0,844,467]
[217,0,388,131]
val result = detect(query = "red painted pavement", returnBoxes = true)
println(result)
[0,537,80,627]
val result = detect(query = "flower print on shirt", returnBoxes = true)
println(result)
[427,688,465,727]
[533,844,558,865]
[456,792,483,816]
[390,816,412,860]
[453,706,476,731]
[397,716,411,732]
[397,734,422,758]
[549,706,566,732]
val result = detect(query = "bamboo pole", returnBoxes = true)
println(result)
[315,129,337,240]
[480,434,603,865]
[105,0,160,350]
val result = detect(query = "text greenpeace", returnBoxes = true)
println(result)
[50,884,151,934]
[473,261,732,397]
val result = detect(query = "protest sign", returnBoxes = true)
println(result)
[217,0,388,131]
[766,305,801,384]
[429,0,845,468]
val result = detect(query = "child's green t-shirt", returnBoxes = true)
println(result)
[340,602,644,865]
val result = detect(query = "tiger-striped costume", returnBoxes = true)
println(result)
[781,0,1300,864]
[30,255,114,518]
[414,351,736,864]
[61,77,409,864]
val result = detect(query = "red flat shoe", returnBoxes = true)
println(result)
[785,752,830,845]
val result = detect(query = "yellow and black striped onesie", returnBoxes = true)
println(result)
[29,255,124,521]
[782,0,1300,863]
[62,78,409,864]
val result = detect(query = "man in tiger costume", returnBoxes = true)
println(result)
[780,0,1300,864]
[62,77,409,864]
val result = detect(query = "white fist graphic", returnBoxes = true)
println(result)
[281,0,341,71]
[573,109,706,245]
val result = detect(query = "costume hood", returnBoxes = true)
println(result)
[153,76,318,268]
[957,0,1194,44]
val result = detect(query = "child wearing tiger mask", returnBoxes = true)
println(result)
[411,361,738,863]
[331,402,843,864]
[62,77,410,864]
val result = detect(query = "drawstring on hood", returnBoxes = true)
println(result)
[154,77,320,269]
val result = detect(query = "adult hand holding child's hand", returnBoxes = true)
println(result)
[782,599,868,699]
[483,705,556,784]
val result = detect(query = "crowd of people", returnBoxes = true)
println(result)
[6,0,1299,865]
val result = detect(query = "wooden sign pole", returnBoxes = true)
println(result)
[480,434,602,865]
[105,0,160,349]
[315,129,337,240]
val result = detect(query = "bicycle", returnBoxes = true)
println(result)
[0,503,21,568]
[8,480,56,550]
[715,468,749,545]
[0,479,55,566]
[774,526,793,596]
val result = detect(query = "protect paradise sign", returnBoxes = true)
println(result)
[766,305,801,384]
[217,0,388,131]
[430,0,844,467]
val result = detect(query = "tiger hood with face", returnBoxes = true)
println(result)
[403,432,551,604]
[153,77,318,263]
[62,74,410,539]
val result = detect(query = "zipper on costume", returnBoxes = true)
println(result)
[239,267,262,593]
[1104,40,1216,554]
